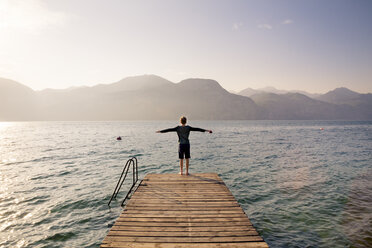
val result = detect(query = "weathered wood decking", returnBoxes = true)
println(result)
[101,173,268,248]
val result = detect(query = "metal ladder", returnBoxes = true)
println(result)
[108,157,138,206]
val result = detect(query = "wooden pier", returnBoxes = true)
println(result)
[101,173,268,248]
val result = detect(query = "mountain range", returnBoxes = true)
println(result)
[1,75,371,120]
[238,86,321,98]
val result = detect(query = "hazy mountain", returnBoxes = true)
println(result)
[90,74,174,94]
[94,78,260,120]
[316,87,372,119]
[250,92,358,120]
[38,86,89,94]
[316,87,371,105]
[160,78,260,120]
[238,87,260,97]
[0,75,260,120]
[0,78,37,120]
[239,86,320,98]
[0,77,34,94]
[0,76,371,120]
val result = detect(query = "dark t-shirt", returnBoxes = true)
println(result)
[159,125,206,144]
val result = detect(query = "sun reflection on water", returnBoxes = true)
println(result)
[0,122,14,131]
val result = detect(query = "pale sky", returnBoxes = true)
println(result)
[0,0,371,93]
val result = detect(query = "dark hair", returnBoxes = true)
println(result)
[180,116,187,124]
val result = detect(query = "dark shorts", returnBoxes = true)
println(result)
[178,144,190,159]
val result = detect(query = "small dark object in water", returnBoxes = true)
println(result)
[117,136,122,140]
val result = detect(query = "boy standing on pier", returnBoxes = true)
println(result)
[156,116,212,175]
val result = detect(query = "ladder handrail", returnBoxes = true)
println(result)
[108,157,138,206]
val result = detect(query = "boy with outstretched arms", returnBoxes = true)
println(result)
[156,116,212,175]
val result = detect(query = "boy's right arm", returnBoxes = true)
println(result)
[190,127,213,133]
[156,127,178,133]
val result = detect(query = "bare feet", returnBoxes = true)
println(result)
[185,172,189,176]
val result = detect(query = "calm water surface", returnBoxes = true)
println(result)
[0,121,371,248]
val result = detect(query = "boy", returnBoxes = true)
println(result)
[156,116,212,175]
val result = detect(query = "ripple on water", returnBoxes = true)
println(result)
[21,195,50,205]
[31,231,76,246]
[51,199,92,214]
[341,170,372,248]
[30,173,55,181]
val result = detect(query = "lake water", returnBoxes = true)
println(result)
[0,121,371,248]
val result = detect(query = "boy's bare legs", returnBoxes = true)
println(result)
[179,159,183,175]
[185,159,189,175]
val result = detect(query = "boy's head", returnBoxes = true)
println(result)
[180,116,187,125]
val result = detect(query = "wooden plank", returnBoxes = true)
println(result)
[142,178,224,182]
[132,193,234,197]
[136,188,229,191]
[144,173,221,179]
[135,188,232,192]
[129,196,236,200]
[123,206,244,211]
[138,189,229,192]
[120,214,247,218]
[143,173,219,177]
[123,211,246,218]
[126,201,240,205]
[127,200,238,204]
[127,201,238,205]
[117,217,250,222]
[101,173,268,248]
[106,230,259,237]
[103,236,264,243]
[135,190,231,194]
[138,187,229,190]
[125,204,241,208]
[140,179,224,184]
[101,242,269,248]
[135,191,233,194]
[129,198,237,201]
[110,226,255,232]
[123,210,245,215]
[128,199,238,204]
[131,193,234,197]
[113,221,253,227]
[140,183,226,186]
[142,181,225,184]
[141,182,225,185]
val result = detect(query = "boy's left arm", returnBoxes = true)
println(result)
[190,127,213,133]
